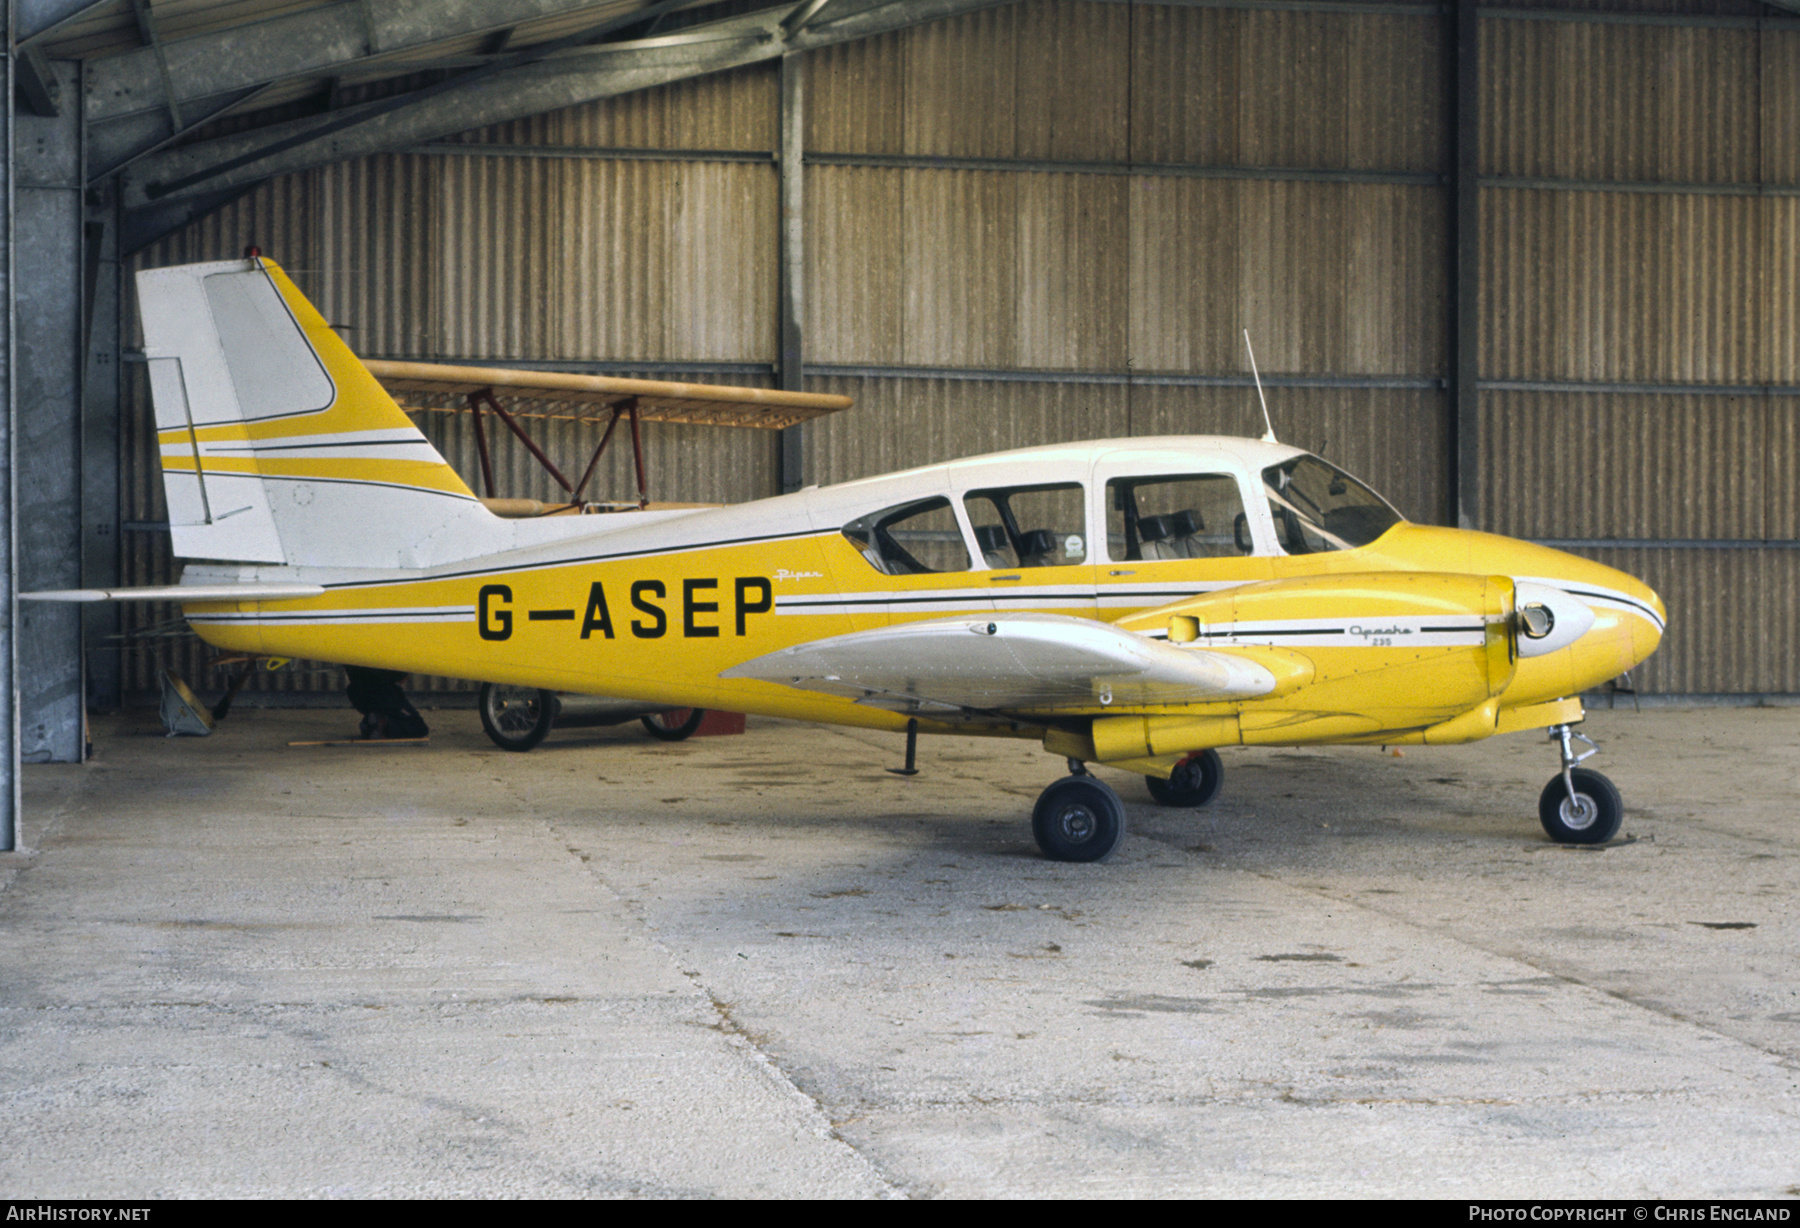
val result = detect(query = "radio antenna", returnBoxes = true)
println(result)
[1244,330,1277,443]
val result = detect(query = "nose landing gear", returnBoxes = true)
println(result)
[1539,723,1622,844]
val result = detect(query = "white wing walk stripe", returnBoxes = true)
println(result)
[188,604,474,626]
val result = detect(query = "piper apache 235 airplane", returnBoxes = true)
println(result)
[28,256,1666,862]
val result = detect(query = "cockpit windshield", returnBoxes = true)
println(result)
[1261,456,1402,554]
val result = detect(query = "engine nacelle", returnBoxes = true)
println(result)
[1103,571,1520,754]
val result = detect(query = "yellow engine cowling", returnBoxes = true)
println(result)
[1091,572,1518,760]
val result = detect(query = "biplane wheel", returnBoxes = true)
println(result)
[478,683,556,752]
[1032,775,1126,863]
[1146,748,1224,808]
[1538,768,1622,845]
[641,708,705,742]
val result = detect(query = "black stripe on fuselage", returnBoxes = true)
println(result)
[188,610,472,624]
[1561,587,1665,629]
[778,589,1100,611]
[1196,627,1346,638]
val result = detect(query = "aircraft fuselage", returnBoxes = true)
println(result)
[181,436,1664,756]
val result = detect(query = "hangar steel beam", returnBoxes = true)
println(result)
[86,87,273,182]
[84,0,693,182]
[118,0,1021,225]
[2,1,17,852]
[16,43,61,117]
[15,58,87,769]
[83,179,123,712]
[111,0,718,204]
[83,0,641,125]
[778,52,807,494]
[126,0,182,134]
[16,0,112,45]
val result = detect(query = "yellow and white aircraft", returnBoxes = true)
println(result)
[30,256,1666,861]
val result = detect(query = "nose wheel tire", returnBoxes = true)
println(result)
[640,708,706,741]
[1538,768,1623,844]
[1032,775,1126,862]
[478,683,556,752]
[1146,748,1224,808]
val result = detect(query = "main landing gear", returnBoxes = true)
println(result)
[1145,749,1224,808]
[1539,723,1623,844]
[1032,761,1127,863]
[1030,750,1229,862]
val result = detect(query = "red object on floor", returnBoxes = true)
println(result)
[693,709,745,737]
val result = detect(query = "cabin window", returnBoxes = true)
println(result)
[1261,456,1402,554]
[1106,474,1251,561]
[841,497,973,575]
[962,483,1087,569]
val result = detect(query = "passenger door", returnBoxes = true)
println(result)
[1092,456,1273,620]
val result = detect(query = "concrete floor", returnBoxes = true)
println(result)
[2,704,1797,1198]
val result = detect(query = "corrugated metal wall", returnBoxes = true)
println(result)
[116,0,1794,699]
[1479,10,1799,696]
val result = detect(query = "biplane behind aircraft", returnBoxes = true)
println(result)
[28,257,1666,862]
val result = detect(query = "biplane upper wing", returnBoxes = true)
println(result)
[364,360,853,430]
[719,613,1279,714]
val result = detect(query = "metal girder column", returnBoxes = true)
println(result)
[82,174,122,710]
[1449,0,1479,530]
[15,57,86,764]
[3,2,17,850]
[778,51,807,494]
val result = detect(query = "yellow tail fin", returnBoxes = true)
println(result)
[139,255,485,568]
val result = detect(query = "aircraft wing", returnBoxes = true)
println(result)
[720,613,1277,714]
[365,360,853,431]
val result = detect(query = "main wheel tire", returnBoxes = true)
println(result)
[1538,768,1623,844]
[1032,775,1127,863]
[640,708,705,742]
[1146,748,1224,808]
[478,683,556,752]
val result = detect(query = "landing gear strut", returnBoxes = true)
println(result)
[1032,764,1126,862]
[1538,723,1622,844]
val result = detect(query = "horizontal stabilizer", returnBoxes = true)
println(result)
[721,612,1277,713]
[23,583,325,603]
